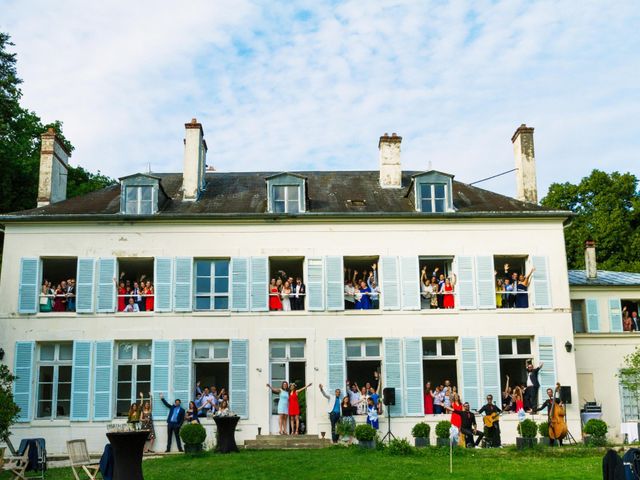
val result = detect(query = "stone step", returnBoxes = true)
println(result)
[244,434,332,450]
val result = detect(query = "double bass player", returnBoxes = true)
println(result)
[535,383,568,446]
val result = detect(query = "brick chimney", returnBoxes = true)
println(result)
[379,132,402,188]
[585,240,597,279]
[182,118,207,201]
[511,124,537,203]
[37,128,70,207]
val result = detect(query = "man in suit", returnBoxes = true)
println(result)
[524,360,544,412]
[319,384,342,443]
[159,393,185,452]
[631,311,640,331]
[292,277,306,310]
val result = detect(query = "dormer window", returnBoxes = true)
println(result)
[265,172,307,214]
[420,183,447,213]
[119,173,167,215]
[125,186,153,214]
[411,170,454,213]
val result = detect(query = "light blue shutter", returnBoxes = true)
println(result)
[172,340,192,403]
[174,257,193,312]
[250,257,268,312]
[13,341,34,422]
[307,257,325,311]
[457,256,476,309]
[383,338,403,416]
[230,339,249,418]
[154,257,173,312]
[152,340,171,415]
[18,258,39,314]
[71,341,92,420]
[327,339,346,393]
[400,256,420,311]
[93,341,114,421]
[230,257,249,312]
[586,298,600,332]
[403,338,423,416]
[76,258,95,313]
[480,337,501,406]
[96,258,116,312]
[609,298,623,333]
[532,256,551,309]
[537,337,557,402]
[380,256,400,310]
[325,256,344,311]
[475,256,495,309]
[461,337,480,409]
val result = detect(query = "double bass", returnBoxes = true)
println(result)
[549,382,568,442]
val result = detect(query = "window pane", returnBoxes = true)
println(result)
[195,296,211,311]
[423,339,437,356]
[273,201,285,213]
[214,296,229,310]
[38,400,52,418]
[498,338,513,355]
[196,261,211,277]
[118,365,132,381]
[421,199,433,213]
[270,343,286,359]
[213,343,228,359]
[118,381,132,400]
[126,187,139,202]
[40,345,55,361]
[56,400,70,417]
[287,186,299,201]
[58,365,72,382]
[214,260,229,277]
[441,339,456,356]
[141,187,152,201]
[434,199,445,213]
[365,341,380,357]
[434,184,446,198]
[39,366,54,383]
[117,400,130,417]
[194,343,210,359]
[420,184,431,200]
[137,364,151,382]
[289,342,305,359]
[139,201,153,215]
[137,382,151,398]
[57,381,71,401]
[516,338,531,355]
[137,342,152,360]
[118,343,134,360]
[59,344,73,361]
[287,200,299,213]
[214,277,228,293]
[196,277,211,294]
[273,186,285,201]
[346,342,361,358]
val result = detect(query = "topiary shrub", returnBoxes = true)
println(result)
[538,421,549,437]
[411,422,431,439]
[517,419,538,438]
[354,424,377,442]
[583,419,608,438]
[180,422,207,445]
[387,438,414,456]
[435,420,451,439]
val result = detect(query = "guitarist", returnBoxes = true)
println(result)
[478,394,502,447]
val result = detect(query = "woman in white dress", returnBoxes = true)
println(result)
[281,281,292,311]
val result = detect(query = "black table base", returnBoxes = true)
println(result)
[106,431,149,480]
[214,416,240,453]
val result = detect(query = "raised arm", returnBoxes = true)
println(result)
[451,273,457,287]
[319,384,330,400]
[266,383,281,394]
[159,394,171,409]
[504,375,510,394]
[524,267,536,286]
[298,383,313,393]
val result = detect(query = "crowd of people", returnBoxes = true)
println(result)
[126,392,156,453]
[494,263,535,309]
[420,267,457,309]
[344,265,381,309]
[622,305,640,331]
[192,381,232,418]
[267,381,313,434]
[116,273,154,312]
[269,270,306,311]
[39,278,76,312]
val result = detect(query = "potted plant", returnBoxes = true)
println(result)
[435,420,451,447]
[0,365,20,465]
[179,422,207,454]
[516,419,538,449]
[336,419,355,442]
[411,422,431,447]
[583,418,608,446]
[538,421,551,446]
[354,424,377,449]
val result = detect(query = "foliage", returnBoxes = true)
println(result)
[517,419,538,438]
[336,419,355,437]
[538,421,550,437]
[179,422,206,445]
[0,365,20,440]
[618,346,640,419]
[411,422,431,438]
[541,169,640,272]
[354,424,376,442]
[582,419,607,438]
[387,438,414,456]
[435,420,451,439]
[67,165,115,199]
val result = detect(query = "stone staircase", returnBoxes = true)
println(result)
[244,434,333,450]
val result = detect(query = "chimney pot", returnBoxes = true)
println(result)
[585,240,597,279]
[37,128,70,207]
[512,123,538,203]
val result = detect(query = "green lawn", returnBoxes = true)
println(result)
[1,446,604,480]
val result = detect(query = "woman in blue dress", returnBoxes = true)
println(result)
[356,280,372,310]
[267,381,290,435]
[515,267,536,308]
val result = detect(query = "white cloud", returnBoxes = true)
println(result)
[2,0,638,197]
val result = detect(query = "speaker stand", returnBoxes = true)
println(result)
[381,407,396,444]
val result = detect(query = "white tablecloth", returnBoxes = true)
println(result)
[620,422,639,443]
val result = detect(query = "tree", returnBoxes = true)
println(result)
[618,346,640,422]
[541,170,640,272]
[0,365,20,441]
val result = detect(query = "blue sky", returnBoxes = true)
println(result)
[2,0,639,198]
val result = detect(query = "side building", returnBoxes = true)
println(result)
[0,121,579,453]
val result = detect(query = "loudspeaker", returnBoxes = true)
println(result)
[560,386,572,405]
[383,387,396,406]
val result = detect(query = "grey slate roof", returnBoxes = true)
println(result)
[568,270,640,287]
[2,170,569,220]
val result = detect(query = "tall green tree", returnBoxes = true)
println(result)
[541,170,640,272]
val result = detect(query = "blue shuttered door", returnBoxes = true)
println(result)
[306,257,325,311]
[152,340,171,415]
[457,256,476,310]
[71,341,93,420]
[325,256,344,311]
[172,340,192,403]
[383,338,403,416]
[76,258,96,313]
[609,298,623,332]
[230,339,249,418]
[93,341,114,421]
[537,337,557,403]
[400,257,420,311]
[380,256,400,310]
[230,257,249,312]
[154,257,173,312]
[479,337,501,406]
[475,256,495,309]
[327,339,346,393]
[403,338,423,416]
[174,257,193,312]
[461,337,480,409]
[13,341,35,422]
[250,257,269,312]
[97,258,116,312]
[586,298,600,332]
[532,256,551,309]
[18,258,39,314]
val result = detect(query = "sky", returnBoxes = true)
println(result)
[2,0,639,198]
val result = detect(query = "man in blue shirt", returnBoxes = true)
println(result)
[160,393,186,452]
[319,384,342,443]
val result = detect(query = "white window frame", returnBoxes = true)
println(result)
[619,373,640,422]
[36,343,73,419]
[498,337,532,358]
[192,341,230,363]
[269,340,306,360]
[272,185,301,214]
[115,341,152,417]
[422,338,457,358]
[571,299,587,333]
[419,183,447,213]
[346,339,381,360]
[125,185,154,215]
[194,259,230,311]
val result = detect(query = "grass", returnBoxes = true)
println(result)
[1,445,605,480]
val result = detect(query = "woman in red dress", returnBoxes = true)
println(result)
[144,280,154,312]
[424,381,434,414]
[53,284,67,312]
[117,281,126,312]
[450,393,463,428]
[269,279,282,311]
[513,386,524,412]
[288,382,312,435]
[442,274,457,309]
